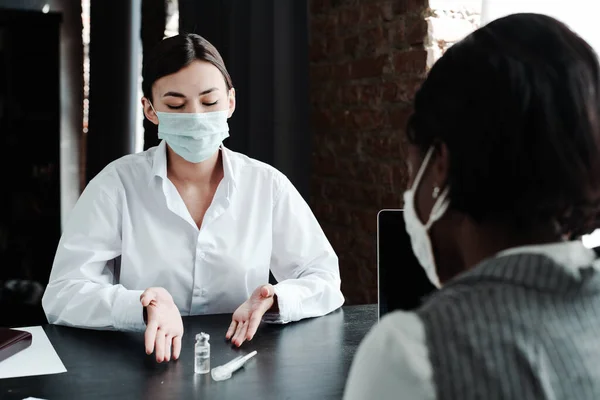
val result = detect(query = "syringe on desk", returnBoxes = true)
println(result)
[211,351,258,381]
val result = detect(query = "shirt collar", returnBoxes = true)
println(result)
[496,241,596,269]
[221,145,238,191]
[440,241,600,294]
[149,140,238,190]
[149,140,168,184]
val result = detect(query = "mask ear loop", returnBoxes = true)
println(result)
[411,146,450,230]
[148,100,158,117]
[425,187,450,230]
[411,147,435,192]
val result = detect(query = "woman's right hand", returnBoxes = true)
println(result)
[140,287,184,363]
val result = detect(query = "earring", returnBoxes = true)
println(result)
[432,186,440,199]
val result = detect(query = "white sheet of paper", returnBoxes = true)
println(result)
[0,326,66,379]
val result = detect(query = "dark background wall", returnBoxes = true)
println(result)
[178,0,312,199]
[0,0,83,326]
[86,0,140,182]
[0,0,83,228]
[308,0,428,304]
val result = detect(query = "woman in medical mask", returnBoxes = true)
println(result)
[345,13,600,400]
[42,34,343,363]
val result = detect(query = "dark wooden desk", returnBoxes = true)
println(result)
[1,305,376,400]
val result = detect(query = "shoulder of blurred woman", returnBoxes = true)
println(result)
[344,311,435,400]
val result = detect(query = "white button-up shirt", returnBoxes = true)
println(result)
[42,141,344,332]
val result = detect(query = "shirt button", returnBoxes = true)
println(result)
[198,251,206,259]
[201,288,207,296]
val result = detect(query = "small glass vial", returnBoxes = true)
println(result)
[194,332,210,374]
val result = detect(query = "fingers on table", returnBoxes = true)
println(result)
[232,321,249,347]
[164,335,172,362]
[145,320,159,355]
[155,329,166,362]
[226,320,237,340]
[247,314,262,341]
[172,336,182,360]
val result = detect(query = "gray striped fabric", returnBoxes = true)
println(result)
[416,253,600,400]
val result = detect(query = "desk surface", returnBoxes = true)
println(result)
[1,305,376,400]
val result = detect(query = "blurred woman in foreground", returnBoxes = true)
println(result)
[345,13,600,400]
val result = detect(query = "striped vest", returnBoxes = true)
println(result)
[416,251,600,400]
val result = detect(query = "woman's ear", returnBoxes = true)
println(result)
[227,88,236,118]
[141,97,159,125]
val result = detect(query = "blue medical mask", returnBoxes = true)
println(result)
[150,103,230,163]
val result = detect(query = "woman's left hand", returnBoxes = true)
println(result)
[226,284,276,347]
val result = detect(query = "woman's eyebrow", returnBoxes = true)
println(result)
[200,87,219,95]
[162,91,186,98]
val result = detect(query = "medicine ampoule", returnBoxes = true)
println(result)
[194,332,210,374]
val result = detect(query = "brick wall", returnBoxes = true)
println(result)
[308,0,481,304]
[309,0,429,304]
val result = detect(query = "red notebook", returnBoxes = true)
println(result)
[0,328,32,363]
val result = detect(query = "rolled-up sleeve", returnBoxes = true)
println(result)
[42,173,145,332]
[269,175,344,322]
